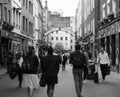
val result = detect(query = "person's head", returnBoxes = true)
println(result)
[100,46,104,53]
[48,46,53,55]
[28,46,35,54]
[75,44,81,51]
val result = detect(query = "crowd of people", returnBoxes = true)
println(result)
[2,44,110,97]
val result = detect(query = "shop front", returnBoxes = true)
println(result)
[0,29,12,67]
[97,19,120,73]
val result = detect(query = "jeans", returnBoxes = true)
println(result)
[73,68,84,97]
[18,70,23,86]
[100,64,108,80]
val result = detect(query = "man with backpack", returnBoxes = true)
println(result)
[69,44,88,97]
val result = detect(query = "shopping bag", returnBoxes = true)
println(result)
[39,73,46,87]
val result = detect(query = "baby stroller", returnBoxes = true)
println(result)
[86,59,95,80]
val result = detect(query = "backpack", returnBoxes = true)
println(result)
[72,51,86,68]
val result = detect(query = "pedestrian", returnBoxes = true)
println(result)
[16,52,23,88]
[97,46,110,84]
[23,46,39,97]
[6,50,14,73]
[41,46,60,97]
[82,49,89,81]
[69,44,88,97]
[62,53,68,71]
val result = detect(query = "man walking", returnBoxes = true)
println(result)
[69,44,88,97]
[97,46,110,84]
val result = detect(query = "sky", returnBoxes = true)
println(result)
[42,0,79,17]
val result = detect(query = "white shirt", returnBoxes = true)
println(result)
[18,57,23,67]
[97,51,110,65]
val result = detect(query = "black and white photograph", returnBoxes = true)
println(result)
[0,0,120,97]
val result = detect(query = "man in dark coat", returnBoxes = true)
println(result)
[69,44,88,97]
[41,46,60,97]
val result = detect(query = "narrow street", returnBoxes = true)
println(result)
[1,65,120,97]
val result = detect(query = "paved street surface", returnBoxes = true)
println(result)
[1,65,120,97]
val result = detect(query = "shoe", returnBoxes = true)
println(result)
[18,84,22,88]
[102,80,106,84]
[78,95,84,97]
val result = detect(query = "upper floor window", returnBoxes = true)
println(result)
[65,37,67,40]
[23,0,25,6]
[119,1,120,8]
[71,40,72,43]
[8,10,10,23]
[56,37,58,40]
[51,37,53,40]
[61,37,63,40]
[4,7,7,21]
[26,0,28,8]
[0,4,2,20]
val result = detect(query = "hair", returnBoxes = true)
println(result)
[48,46,53,54]
[75,44,81,50]
[28,46,35,54]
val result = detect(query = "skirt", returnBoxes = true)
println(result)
[23,74,40,89]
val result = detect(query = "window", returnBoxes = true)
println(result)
[119,1,120,8]
[0,4,2,20]
[26,0,28,8]
[4,7,7,21]
[71,40,72,43]
[61,37,63,40]
[8,10,10,23]
[23,0,25,6]
[16,11,18,28]
[51,37,53,40]
[29,22,30,33]
[29,1,31,13]
[19,13,21,29]
[13,9,15,26]
[31,3,33,15]
[23,16,25,31]
[65,37,67,40]
[56,30,58,34]
[56,37,58,40]
[26,18,27,32]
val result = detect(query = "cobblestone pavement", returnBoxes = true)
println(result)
[1,65,120,97]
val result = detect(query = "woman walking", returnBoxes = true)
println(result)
[23,46,39,97]
[41,46,60,97]
[16,52,23,88]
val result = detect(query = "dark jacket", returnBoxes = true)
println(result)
[23,53,39,74]
[41,54,60,85]
[69,50,88,69]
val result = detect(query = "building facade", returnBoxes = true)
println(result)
[75,0,100,58]
[21,0,34,52]
[46,11,75,51]
[0,0,14,66]
[97,0,120,73]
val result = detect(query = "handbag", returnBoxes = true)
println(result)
[39,73,46,87]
